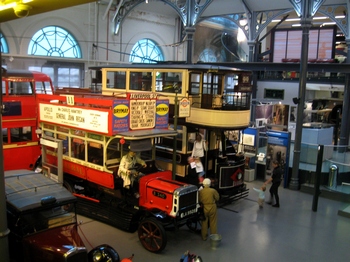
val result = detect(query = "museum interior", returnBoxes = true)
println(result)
[1,0,350,261]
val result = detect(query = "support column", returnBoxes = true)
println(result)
[248,40,257,122]
[185,27,196,64]
[338,39,350,150]
[0,47,10,262]
[290,2,312,190]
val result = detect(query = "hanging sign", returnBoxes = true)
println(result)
[179,97,191,117]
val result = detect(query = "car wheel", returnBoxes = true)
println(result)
[186,217,199,232]
[138,217,167,253]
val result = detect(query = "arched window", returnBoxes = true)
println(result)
[28,26,81,58]
[129,39,164,63]
[0,32,9,53]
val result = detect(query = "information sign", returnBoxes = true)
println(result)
[179,97,190,117]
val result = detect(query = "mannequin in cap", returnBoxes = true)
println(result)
[199,178,220,241]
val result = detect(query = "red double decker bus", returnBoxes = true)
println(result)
[1,68,54,170]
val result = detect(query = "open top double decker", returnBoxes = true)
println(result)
[36,92,199,253]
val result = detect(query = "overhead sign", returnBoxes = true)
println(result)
[179,97,190,117]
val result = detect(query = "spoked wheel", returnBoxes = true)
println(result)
[138,217,167,253]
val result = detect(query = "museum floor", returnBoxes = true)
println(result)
[77,180,350,262]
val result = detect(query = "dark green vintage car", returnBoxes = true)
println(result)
[5,170,120,262]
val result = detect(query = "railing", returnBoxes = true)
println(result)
[257,70,345,83]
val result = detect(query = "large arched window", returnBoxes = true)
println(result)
[129,39,164,63]
[0,32,9,53]
[28,26,81,58]
[27,26,83,88]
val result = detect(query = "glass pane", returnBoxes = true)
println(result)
[107,71,126,90]
[130,71,152,91]
[156,72,182,93]
[28,26,81,58]
[189,73,201,95]
[129,39,163,63]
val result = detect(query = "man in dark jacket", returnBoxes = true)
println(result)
[264,160,283,207]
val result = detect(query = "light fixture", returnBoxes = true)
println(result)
[313,16,328,20]
[321,22,336,26]
[0,0,33,15]
[239,18,247,26]
[145,0,148,3]
[286,18,301,22]
[0,1,16,11]
[13,3,31,17]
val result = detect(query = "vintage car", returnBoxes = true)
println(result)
[4,170,121,262]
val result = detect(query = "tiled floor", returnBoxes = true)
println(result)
[77,180,350,262]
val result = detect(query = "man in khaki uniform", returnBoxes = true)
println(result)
[199,178,220,241]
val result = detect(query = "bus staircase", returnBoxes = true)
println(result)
[217,139,249,207]
[217,185,249,207]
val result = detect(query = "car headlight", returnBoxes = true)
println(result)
[88,244,120,262]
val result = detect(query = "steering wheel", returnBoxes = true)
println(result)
[129,162,143,171]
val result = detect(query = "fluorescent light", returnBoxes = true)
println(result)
[335,15,345,19]
[322,22,336,26]
[292,24,301,27]
[286,18,301,22]
[272,19,281,23]
[313,16,328,20]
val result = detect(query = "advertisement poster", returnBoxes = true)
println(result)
[266,130,291,188]
[155,99,169,129]
[112,99,129,133]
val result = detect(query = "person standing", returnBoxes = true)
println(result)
[191,133,208,176]
[199,178,220,241]
[253,184,266,208]
[264,160,283,207]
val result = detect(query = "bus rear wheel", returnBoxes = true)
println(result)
[138,217,167,253]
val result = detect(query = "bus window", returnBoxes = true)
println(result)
[9,81,33,95]
[107,71,126,90]
[130,71,152,91]
[106,138,121,170]
[57,134,69,155]
[72,138,85,160]
[36,81,54,94]
[2,128,8,144]
[156,72,182,93]
[88,142,103,165]
[189,73,201,95]
[2,80,5,94]
[9,127,32,142]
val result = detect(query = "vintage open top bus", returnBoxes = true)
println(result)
[87,63,253,204]
[1,68,54,170]
[36,92,200,252]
